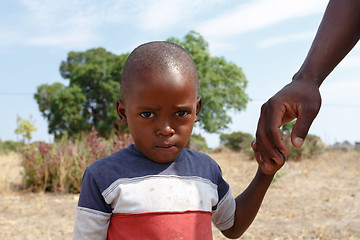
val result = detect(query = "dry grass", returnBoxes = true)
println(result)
[1,150,359,239]
[212,150,360,240]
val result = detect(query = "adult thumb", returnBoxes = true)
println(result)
[291,115,315,148]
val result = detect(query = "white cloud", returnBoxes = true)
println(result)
[1,0,129,49]
[0,0,330,49]
[196,0,328,38]
[136,0,222,31]
[3,0,225,49]
[26,31,99,49]
[321,79,360,101]
[337,55,360,69]
[257,31,316,47]
[137,0,190,31]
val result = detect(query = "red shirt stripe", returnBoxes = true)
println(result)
[108,210,213,240]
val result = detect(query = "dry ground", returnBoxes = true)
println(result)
[0,150,359,239]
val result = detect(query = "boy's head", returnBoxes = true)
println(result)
[117,41,202,164]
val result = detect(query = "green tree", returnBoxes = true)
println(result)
[167,31,249,133]
[15,116,37,143]
[35,48,128,138]
[35,31,249,138]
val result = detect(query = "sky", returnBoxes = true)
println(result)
[1,0,360,148]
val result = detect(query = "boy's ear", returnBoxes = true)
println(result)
[195,96,202,123]
[116,98,128,125]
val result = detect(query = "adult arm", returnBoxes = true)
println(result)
[256,0,360,170]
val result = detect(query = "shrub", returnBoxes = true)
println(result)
[220,131,255,153]
[0,140,23,154]
[21,128,133,193]
[281,120,325,160]
[189,134,208,152]
[284,133,325,160]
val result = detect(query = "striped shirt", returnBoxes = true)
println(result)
[73,145,235,239]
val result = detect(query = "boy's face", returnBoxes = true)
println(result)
[117,67,201,164]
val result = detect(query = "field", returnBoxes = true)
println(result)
[1,150,359,239]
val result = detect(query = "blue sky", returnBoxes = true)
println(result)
[1,0,360,148]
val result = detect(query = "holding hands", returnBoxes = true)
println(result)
[254,79,321,175]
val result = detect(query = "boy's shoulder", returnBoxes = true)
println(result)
[182,148,218,166]
[170,148,223,182]
[84,146,223,185]
[84,145,145,179]
[87,145,133,168]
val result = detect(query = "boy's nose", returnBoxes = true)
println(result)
[156,120,175,136]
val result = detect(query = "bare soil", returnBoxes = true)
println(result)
[1,151,359,239]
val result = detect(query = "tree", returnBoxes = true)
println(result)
[167,31,249,133]
[15,116,37,144]
[35,31,249,138]
[35,48,128,138]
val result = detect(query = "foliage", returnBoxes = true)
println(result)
[167,31,249,133]
[34,48,128,139]
[281,119,325,160]
[189,134,208,152]
[284,133,325,160]
[272,171,286,183]
[0,140,23,154]
[220,131,254,153]
[15,116,37,143]
[281,119,296,135]
[21,128,133,193]
[35,31,249,139]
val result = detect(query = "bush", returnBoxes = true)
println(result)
[284,133,325,160]
[0,140,23,154]
[189,134,208,152]
[21,128,133,193]
[220,131,254,153]
[281,120,325,160]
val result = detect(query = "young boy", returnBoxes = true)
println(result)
[73,41,284,239]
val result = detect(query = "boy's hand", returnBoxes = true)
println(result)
[251,141,285,175]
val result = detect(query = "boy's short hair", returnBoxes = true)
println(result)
[121,41,199,101]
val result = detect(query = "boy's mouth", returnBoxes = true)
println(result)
[154,144,177,151]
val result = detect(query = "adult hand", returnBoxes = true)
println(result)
[251,140,285,175]
[255,79,321,173]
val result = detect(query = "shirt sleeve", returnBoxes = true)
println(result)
[211,164,236,231]
[212,188,236,231]
[73,168,112,240]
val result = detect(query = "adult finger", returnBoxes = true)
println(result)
[256,104,286,165]
[291,95,321,148]
[263,100,290,157]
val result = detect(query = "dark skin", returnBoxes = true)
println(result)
[117,42,284,238]
[222,142,283,239]
[256,0,360,172]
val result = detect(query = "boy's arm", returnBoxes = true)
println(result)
[73,168,112,240]
[222,142,284,239]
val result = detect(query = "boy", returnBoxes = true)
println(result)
[73,41,284,239]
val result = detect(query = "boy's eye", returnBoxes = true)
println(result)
[175,110,189,117]
[140,112,155,118]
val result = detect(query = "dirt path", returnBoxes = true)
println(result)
[1,151,359,239]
